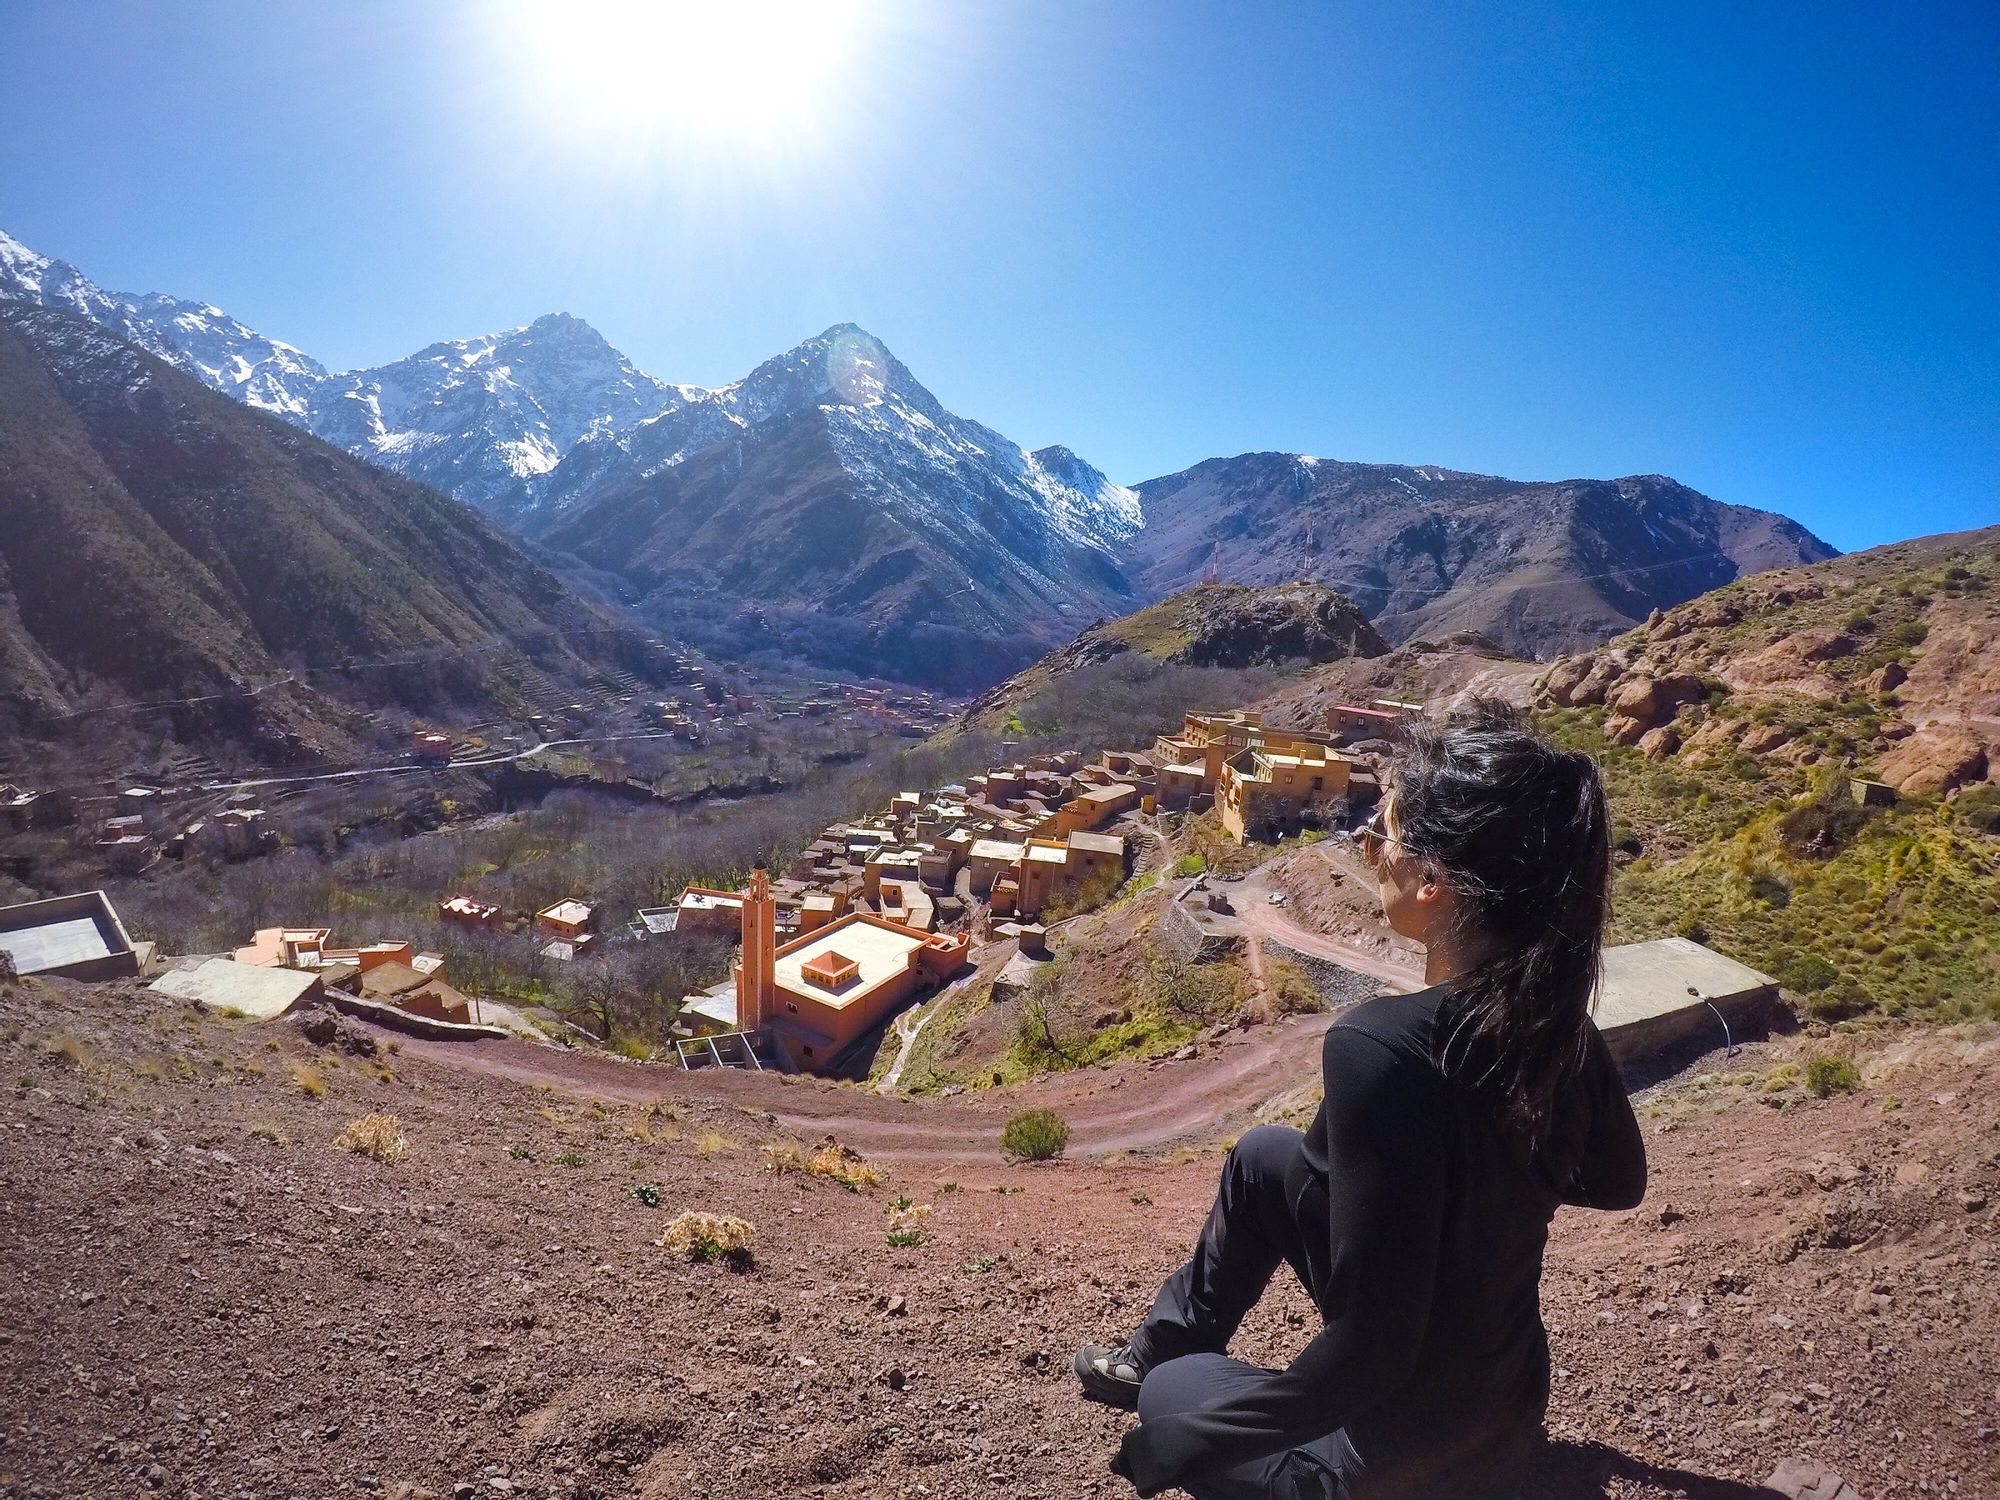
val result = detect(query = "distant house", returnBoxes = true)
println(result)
[439,895,503,929]
[535,899,596,942]
[674,887,742,938]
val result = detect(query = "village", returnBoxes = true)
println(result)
[0,697,1439,1069]
[0,687,1794,1091]
[0,658,954,879]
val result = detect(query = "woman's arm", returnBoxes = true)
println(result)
[1112,1027,1449,1497]
[1557,1027,1647,1211]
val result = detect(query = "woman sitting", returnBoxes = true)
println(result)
[1076,699,1647,1499]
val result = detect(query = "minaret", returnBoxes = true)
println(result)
[737,864,776,1033]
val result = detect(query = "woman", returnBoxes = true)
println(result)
[1075,699,1647,1499]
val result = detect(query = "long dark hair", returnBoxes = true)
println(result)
[1388,698,1612,1151]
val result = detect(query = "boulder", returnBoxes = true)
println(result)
[1869,660,1908,694]
[1740,722,1793,755]
[1605,715,1649,747]
[1607,672,1709,730]
[1637,724,1682,761]
[1537,655,1598,708]
[1876,729,1990,798]
[1802,632,1859,663]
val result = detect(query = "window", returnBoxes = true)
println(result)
[786,1002,799,1014]
[803,1046,815,1058]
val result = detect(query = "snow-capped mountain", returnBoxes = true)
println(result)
[532,324,1144,687]
[0,231,683,516]
[305,313,682,514]
[0,230,328,418]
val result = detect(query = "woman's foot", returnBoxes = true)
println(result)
[1073,1342,1147,1410]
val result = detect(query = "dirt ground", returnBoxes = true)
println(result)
[2,976,1995,1500]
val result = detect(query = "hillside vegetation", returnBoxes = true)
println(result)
[952,580,1386,743]
[1535,526,2000,1021]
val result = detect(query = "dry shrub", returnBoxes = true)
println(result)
[290,1061,327,1098]
[760,1141,807,1174]
[1264,959,1322,1018]
[40,1034,90,1070]
[809,1142,884,1191]
[659,1211,754,1269]
[334,1113,407,1162]
[694,1130,733,1156]
[887,1198,931,1248]
[761,1140,885,1191]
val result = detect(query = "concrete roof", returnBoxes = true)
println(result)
[1067,831,1124,855]
[677,889,741,912]
[969,838,1026,861]
[1079,782,1137,803]
[1025,843,1068,865]
[538,899,594,925]
[0,913,114,973]
[150,958,320,1019]
[774,917,928,1013]
[1593,938,1777,1033]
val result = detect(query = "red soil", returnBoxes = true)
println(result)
[2,977,1994,1499]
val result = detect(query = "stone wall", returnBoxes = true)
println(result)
[1261,939,1385,1011]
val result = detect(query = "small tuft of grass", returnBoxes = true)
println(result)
[554,1150,586,1167]
[249,1123,288,1146]
[1804,1056,1862,1098]
[632,1183,662,1208]
[659,1211,754,1269]
[1000,1108,1071,1162]
[507,1144,533,1160]
[290,1062,327,1098]
[693,1130,733,1157]
[332,1113,407,1163]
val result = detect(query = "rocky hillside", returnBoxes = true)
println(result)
[4,971,1992,1498]
[955,581,1387,735]
[1128,455,1838,659]
[0,305,653,764]
[1532,526,2000,1020]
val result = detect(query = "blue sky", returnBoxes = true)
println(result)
[1,0,1994,550]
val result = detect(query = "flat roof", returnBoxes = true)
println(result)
[151,958,319,1019]
[969,839,1025,861]
[1594,938,1777,1032]
[1068,831,1124,855]
[539,899,594,924]
[1025,844,1068,864]
[1079,782,1137,803]
[0,908,119,974]
[677,889,741,912]
[774,917,929,1012]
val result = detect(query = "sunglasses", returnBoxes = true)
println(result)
[1356,809,1391,862]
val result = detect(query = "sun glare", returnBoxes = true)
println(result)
[496,0,876,158]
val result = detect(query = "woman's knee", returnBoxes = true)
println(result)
[1229,1124,1305,1186]
[1136,1352,1239,1424]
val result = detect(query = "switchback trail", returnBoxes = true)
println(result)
[390,1008,1340,1163]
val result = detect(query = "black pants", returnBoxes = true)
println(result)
[1126,1125,1360,1500]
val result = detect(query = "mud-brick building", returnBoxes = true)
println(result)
[733,868,968,1072]
[1217,740,1353,843]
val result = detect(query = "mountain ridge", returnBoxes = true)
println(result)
[2,227,1840,685]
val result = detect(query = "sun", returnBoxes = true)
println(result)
[492,0,877,159]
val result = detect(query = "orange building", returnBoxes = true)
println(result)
[736,866,967,1071]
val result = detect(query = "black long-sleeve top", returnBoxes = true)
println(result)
[1114,984,1647,1497]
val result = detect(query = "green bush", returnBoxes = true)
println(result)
[1175,854,1208,878]
[1000,1108,1071,1162]
[1804,1056,1861,1098]
[1777,954,1838,993]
